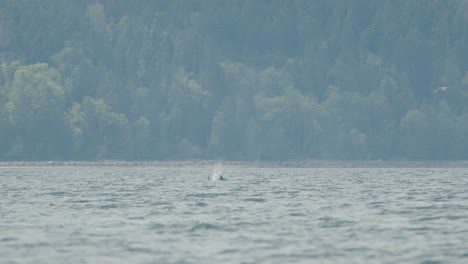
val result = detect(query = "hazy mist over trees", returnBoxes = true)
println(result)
[1,0,468,160]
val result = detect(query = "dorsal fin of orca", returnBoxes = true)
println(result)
[208,175,225,180]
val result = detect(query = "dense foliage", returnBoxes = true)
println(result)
[1,0,468,160]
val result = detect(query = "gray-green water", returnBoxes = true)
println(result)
[1,164,468,263]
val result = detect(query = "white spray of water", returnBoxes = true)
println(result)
[210,162,224,181]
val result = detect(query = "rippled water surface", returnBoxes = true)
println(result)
[1,164,468,263]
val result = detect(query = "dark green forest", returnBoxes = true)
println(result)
[1,0,468,160]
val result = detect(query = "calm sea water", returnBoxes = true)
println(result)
[1,163,468,263]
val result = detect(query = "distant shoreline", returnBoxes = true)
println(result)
[1,160,468,168]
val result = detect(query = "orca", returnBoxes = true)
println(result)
[208,174,225,181]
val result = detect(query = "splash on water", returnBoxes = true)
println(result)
[210,162,224,181]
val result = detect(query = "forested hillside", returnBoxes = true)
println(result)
[1,0,468,160]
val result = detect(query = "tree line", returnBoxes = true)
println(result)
[1,0,468,160]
